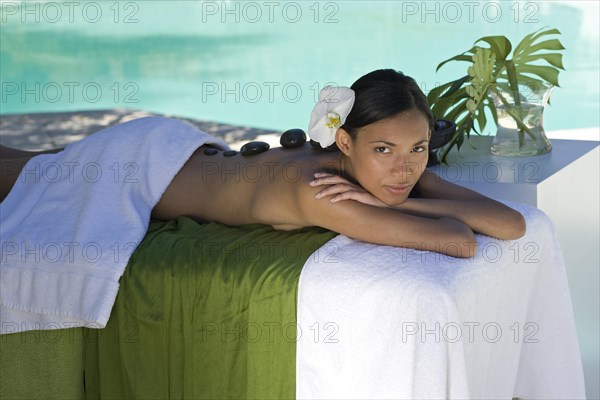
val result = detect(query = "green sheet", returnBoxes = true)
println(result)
[0,327,86,399]
[1,217,336,399]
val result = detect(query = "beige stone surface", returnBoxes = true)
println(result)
[0,108,281,151]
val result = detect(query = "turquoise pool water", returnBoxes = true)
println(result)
[1,1,598,134]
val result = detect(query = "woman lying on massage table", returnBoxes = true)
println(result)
[0,69,525,258]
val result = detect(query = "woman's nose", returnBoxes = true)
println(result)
[391,156,418,178]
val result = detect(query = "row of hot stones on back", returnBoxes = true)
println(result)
[203,128,327,156]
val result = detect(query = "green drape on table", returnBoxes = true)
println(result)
[1,217,336,400]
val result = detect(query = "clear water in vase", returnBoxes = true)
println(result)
[490,85,554,157]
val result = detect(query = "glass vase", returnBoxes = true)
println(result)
[490,83,554,157]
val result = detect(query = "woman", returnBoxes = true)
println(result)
[0,69,525,258]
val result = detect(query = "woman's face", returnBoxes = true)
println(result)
[337,109,430,206]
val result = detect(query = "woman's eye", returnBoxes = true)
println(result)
[375,146,390,153]
[412,146,427,153]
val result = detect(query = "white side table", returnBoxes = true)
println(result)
[430,135,599,399]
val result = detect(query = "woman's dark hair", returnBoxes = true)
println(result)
[344,69,435,135]
[312,69,435,151]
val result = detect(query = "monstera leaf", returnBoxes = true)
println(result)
[427,28,565,162]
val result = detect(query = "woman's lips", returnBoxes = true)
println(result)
[384,184,412,194]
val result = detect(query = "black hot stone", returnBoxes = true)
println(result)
[240,141,270,156]
[280,128,306,148]
[223,150,238,157]
[429,119,456,150]
[204,147,219,155]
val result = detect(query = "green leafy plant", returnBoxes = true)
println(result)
[427,27,565,161]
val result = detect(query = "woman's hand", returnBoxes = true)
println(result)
[309,172,386,207]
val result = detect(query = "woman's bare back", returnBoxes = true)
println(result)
[152,144,341,230]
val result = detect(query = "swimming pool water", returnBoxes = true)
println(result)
[1,1,598,134]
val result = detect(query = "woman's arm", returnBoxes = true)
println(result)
[298,180,478,258]
[310,169,526,240]
[403,170,526,240]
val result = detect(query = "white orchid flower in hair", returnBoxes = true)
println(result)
[308,86,355,148]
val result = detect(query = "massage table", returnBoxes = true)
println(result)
[0,203,586,399]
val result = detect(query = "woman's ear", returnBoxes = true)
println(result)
[335,128,353,156]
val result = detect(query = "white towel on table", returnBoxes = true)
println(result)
[0,116,230,334]
[296,202,586,399]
